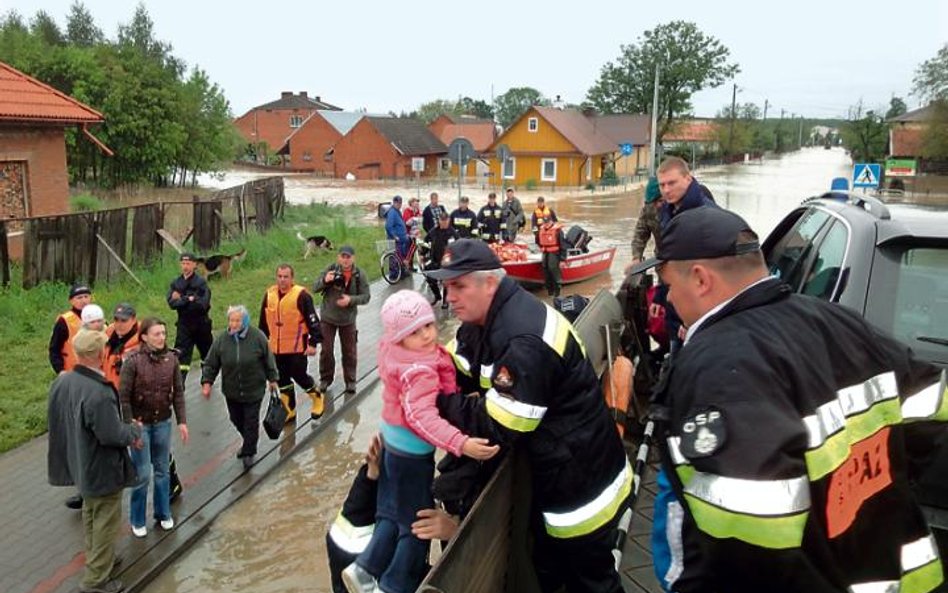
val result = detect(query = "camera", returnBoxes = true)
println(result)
[324,264,346,291]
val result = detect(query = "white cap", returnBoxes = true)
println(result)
[80,304,105,325]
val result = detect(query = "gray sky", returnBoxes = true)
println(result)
[5,0,946,119]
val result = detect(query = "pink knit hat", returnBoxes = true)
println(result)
[381,290,436,344]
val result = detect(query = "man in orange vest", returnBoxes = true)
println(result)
[259,264,325,421]
[531,196,558,243]
[538,219,565,297]
[103,303,140,390]
[49,283,94,377]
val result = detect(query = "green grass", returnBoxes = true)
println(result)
[0,202,385,453]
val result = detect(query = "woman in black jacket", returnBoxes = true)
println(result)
[201,305,278,469]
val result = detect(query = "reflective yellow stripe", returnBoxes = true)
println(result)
[902,376,948,422]
[445,339,472,377]
[544,460,632,539]
[902,558,944,593]
[541,305,586,358]
[479,363,493,389]
[328,513,375,555]
[684,471,810,516]
[683,493,808,550]
[805,398,902,480]
[485,388,546,432]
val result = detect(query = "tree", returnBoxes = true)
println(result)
[586,21,739,145]
[885,96,907,120]
[913,44,948,102]
[30,10,64,46]
[714,102,761,156]
[921,99,948,160]
[414,99,460,124]
[493,86,546,128]
[457,96,493,120]
[65,1,102,47]
[840,104,888,162]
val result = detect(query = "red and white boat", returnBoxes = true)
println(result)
[493,243,617,287]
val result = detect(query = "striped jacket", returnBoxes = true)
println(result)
[654,278,946,593]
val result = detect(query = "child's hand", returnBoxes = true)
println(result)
[366,434,382,480]
[462,437,500,460]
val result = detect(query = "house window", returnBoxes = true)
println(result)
[528,118,538,133]
[302,151,312,162]
[503,157,516,180]
[541,158,557,182]
[439,158,451,171]
[289,115,304,128]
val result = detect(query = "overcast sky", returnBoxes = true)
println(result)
[5,0,946,120]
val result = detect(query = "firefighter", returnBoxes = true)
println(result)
[259,264,324,421]
[476,192,504,243]
[531,196,558,241]
[537,218,565,297]
[629,207,947,593]
[103,302,140,390]
[449,196,478,239]
[427,240,630,593]
[49,283,94,375]
[167,252,213,377]
[423,212,459,307]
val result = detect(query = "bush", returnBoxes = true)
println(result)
[525,178,538,190]
[70,194,103,212]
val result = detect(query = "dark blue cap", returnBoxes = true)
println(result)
[424,239,502,280]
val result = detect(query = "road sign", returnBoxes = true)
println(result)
[447,137,475,166]
[496,143,511,164]
[619,143,633,156]
[884,158,916,177]
[411,157,425,172]
[852,163,881,188]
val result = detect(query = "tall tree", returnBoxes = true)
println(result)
[841,104,888,162]
[30,10,64,46]
[457,96,493,120]
[414,99,460,124]
[885,96,907,120]
[493,87,546,128]
[586,21,739,145]
[714,102,761,156]
[913,44,948,102]
[921,99,948,159]
[65,1,102,47]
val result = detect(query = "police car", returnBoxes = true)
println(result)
[762,190,948,546]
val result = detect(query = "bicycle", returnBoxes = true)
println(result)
[377,237,426,285]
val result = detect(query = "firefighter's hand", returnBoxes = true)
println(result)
[179,423,189,444]
[336,294,351,308]
[411,509,459,541]
[201,383,211,399]
[649,302,663,318]
[365,434,382,480]
[462,437,500,460]
[304,345,316,356]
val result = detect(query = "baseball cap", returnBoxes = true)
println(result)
[80,304,105,324]
[644,177,661,203]
[180,252,196,262]
[69,283,92,299]
[339,245,355,256]
[72,329,108,357]
[392,195,403,203]
[424,239,502,281]
[628,207,760,276]
[113,302,136,321]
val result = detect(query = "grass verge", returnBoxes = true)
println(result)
[0,202,384,453]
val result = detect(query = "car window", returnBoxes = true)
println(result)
[866,244,948,365]
[765,208,831,290]
[801,220,848,301]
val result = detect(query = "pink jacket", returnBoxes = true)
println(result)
[377,340,466,456]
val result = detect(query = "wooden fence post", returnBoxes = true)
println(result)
[0,221,9,288]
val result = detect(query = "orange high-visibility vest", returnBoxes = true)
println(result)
[538,223,563,253]
[534,206,554,227]
[103,324,140,389]
[59,310,82,371]
[265,284,307,354]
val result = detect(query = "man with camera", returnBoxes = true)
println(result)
[313,245,371,394]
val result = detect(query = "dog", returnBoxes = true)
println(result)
[296,232,335,259]
[196,248,246,279]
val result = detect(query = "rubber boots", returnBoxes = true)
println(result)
[279,389,296,422]
[308,387,325,420]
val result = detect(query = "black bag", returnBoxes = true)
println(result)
[169,452,183,502]
[553,294,590,322]
[263,387,287,440]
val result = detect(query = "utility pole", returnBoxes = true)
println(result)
[798,116,804,148]
[727,83,738,158]
[762,99,769,121]
[648,63,661,176]
[778,109,786,152]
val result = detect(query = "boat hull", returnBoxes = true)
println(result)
[502,247,617,286]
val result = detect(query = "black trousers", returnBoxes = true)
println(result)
[542,252,562,297]
[275,353,316,409]
[532,499,628,593]
[424,262,445,301]
[174,318,213,368]
[226,398,262,457]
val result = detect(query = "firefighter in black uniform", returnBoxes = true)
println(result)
[258,264,324,421]
[476,192,504,243]
[449,196,478,239]
[629,207,948,593]
[423,212,459,308]
[167,252,213,376]
[427,239,630,593]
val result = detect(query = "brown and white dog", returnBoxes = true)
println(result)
[196,248,247,279]
[297,232,335,259]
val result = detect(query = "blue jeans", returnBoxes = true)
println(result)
[357,446,434,593]
[130,419,172,528]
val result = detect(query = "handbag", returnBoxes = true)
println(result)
[263,387,287,440]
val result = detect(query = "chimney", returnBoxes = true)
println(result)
[582,106,597,117]
[315,96,321,102]
[299,91,308,98]
[553,94,566,110]
[281,91,292,99]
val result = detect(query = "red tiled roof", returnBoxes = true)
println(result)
[431,121,497,152]
[663,119,718,142]
[0,61,103,124]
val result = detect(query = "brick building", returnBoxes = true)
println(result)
[428,114,497,177]
[279,111,363,173]
[889,104,933,158]
[233,91,342,158]
[329,117,447,179]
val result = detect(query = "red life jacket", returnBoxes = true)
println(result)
[538,223,562,253]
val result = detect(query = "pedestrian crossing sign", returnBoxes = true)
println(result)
[852,163,881,188]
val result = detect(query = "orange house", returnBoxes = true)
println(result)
[330,117,447,180]
[428,114,497,178]
[280,111,363,174]
[233,91,341,157]
[486,106,617,188]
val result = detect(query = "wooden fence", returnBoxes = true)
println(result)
[1,176,284,289]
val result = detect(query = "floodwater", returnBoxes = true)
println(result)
[144,147,852,592]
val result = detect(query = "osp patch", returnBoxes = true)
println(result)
[679,407,726,458]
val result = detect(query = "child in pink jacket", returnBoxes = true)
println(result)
[342,290,497,593]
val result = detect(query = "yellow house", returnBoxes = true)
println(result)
[487,106,624,188]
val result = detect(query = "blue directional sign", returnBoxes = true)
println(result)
[619,143,633,156]
[852,163,881,188]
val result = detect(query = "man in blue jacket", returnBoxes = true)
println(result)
[385,195,410,264]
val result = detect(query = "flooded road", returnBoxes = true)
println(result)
[145,148,852,592]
